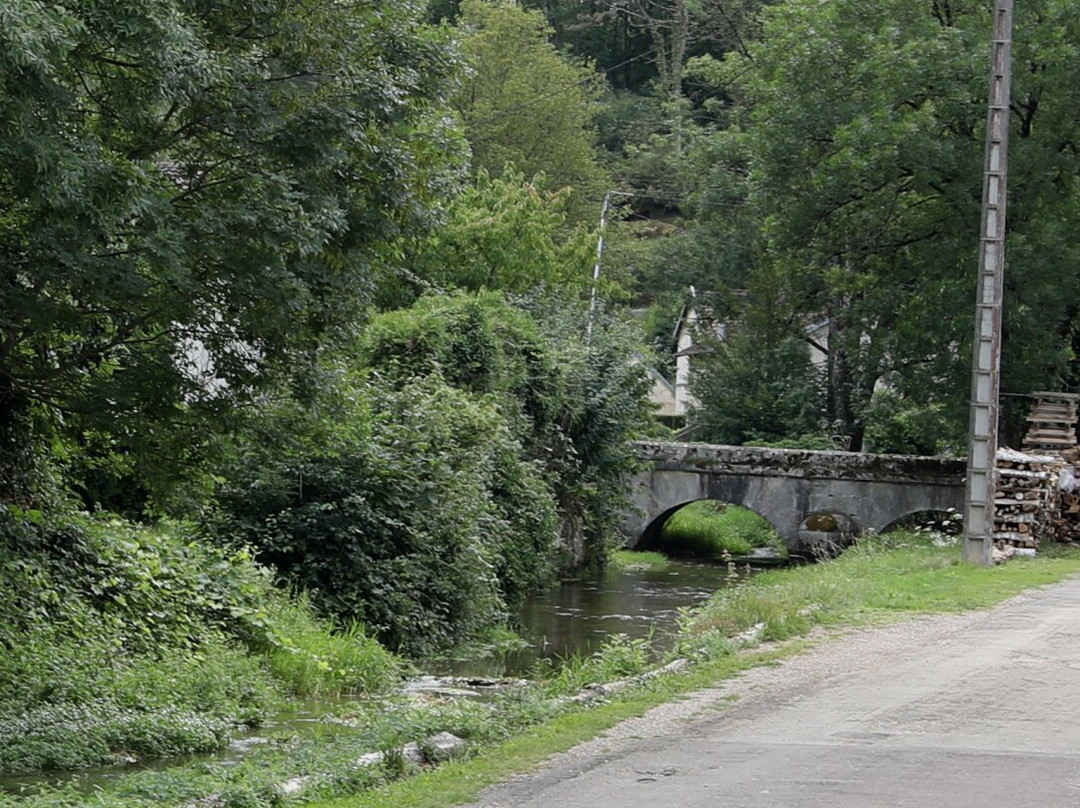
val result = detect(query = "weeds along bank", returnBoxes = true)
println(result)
[0,293,655,782]
[0,508,400,774]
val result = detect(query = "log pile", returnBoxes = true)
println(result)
[1047,445,1080,543]
[993,447,1060,553]
[990,393,1080,559]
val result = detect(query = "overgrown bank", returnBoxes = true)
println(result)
[0,291,655,782]
[5,533,1079,808]
[206,293,655,655]
[0,508,401,775]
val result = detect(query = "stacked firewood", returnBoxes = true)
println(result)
[993,447,1061,552]
[1046,445,1080,543]
[990,394,1080,559]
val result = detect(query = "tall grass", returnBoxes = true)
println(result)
[678,531,1080,653]
[660,501,786,558]
[0,508,403,774]
[264,595,401,696]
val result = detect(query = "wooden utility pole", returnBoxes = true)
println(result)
[964,0,1014,566]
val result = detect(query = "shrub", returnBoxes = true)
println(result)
[212,293,653,653]
[0,506,400,772]
[361,292,655,570]
[210,372,559,656]
[0,508,276,655]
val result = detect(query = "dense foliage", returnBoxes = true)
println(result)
[478,0,1080,452]
[0,506,399,772]
[0,0,461,503]
[676,0,1080,449]
[5,0,1080,783]
[452,0,608,219]
[211,371,557,655]
[401,170,597,302]
[690,331,825,446]
[211,293,653,654]
[360,294,655,565]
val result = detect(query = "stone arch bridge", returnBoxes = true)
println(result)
[621,441,966,556]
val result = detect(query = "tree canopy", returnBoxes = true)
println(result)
[0,0,461,498]
[680,0,1080,450]
[453,0,608,217]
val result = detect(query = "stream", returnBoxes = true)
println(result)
[0,555,739,795]
[437,556,733,677]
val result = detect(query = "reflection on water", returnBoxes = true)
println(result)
[439,557,732,677]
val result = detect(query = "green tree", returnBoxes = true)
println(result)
[360,292,655,567]
[692,0,1080,450]
[212,293,654,650]
[0,0,462,503]
[690,330,825,446]
[607,0,772,101]
[391,169,597,304]
[454,0,609,219]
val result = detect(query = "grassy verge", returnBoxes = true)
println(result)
[309,533,1080,808]
[677,532,1080,653]
[311,645,799,808]
[6,532,1080,808]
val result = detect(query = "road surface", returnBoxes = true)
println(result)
[465,576,1080,808]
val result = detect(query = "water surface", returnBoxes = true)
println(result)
[439,557,732,676]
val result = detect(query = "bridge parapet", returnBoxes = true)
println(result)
[633,440,967,484]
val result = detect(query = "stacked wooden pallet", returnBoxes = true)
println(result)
[993,447,1060,552]
[1022,392,1080,454]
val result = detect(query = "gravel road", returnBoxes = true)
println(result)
[463,575,1080,808]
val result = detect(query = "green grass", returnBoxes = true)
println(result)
[263,595,402,696]
[659,501,786,558]
[679,532,1080,648]
[608,550,671,571]
[309,645,799,808]
[307,534,1080,808]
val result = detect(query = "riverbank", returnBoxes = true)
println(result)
[4,531,1079,808]
[316,532,1080,808]
[453,564,1080,808]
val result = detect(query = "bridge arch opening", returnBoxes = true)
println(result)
[876,509,962,541]
[635,500,787,562]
